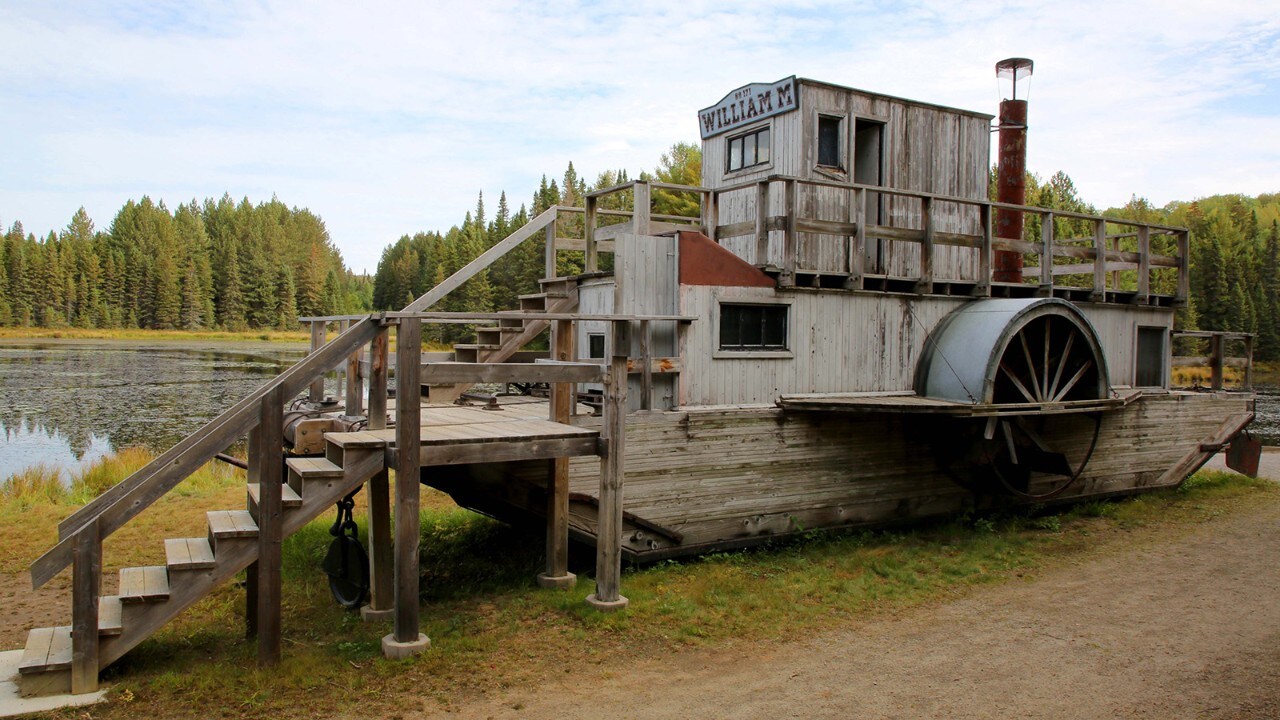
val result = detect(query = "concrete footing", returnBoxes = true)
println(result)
[381,632,431,659]
[0,651,106,718]
[360,605,395,622]
[536,572,577,589]
[584,593,629,612]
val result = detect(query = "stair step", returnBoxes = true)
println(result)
[324,431,392,449]
[454,343,500,351]
[165,537,217,570]
[99,595,123,636]
[119,566,170,604]
[207,510,258,539]
[247,482,303,509]
[19,626,71,674]
[286,456,344,479]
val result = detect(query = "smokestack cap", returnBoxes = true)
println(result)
[996,58,1034,80]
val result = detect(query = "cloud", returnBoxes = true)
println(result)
[1,0,1278,272]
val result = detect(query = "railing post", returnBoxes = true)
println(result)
[1176,230,1191,305]
[1092,218,1108,300]
[703,189,719,242]
[848,186,865,290]
[384,315,429,657]
[1137,225,1151,304]
[586,319,629,611]
[917,196,934,292]
[308,320,326,402]
[538,319,576,590]
[345,320,363,417]
[70,519,101,694]
[255,383,284,667]
[544,215,558,281]
[1210,333,1224,391]
[781,179,798,287]
[1040,211,1055,293]
[755,180,771,266]
[363,322,394,621]
[975,203,992,296]
[638,320,652,412]
[584,196,598,273]
[633,180,652,236]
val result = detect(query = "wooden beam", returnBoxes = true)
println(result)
[393,316,423,644]
[1176,230,1191,304]
[587,320,629,611]
[849,186,865,290]
[70,518,100,693]
[780,180,798,287]
[404,206,557,312]
[975,203,992,296]
[633,181,651,236]
[345,319,363,417]
[585,196,598,273]
[1136,225,1151,304]
[1092,218,1107,299]
[544,217,558,280]
[419,362,604,385]
[1040,211,1054,290]
[703,188,718,242]
[255,384,284,667]
[639,320,652,412]
[419,436,600,466]
[917,196,934,291]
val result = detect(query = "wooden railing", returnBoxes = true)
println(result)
[549,175,1190,306]
[1173,330,1255,390]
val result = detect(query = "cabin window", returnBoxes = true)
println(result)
[726,126,770,172]
[1135,326,1167,387]
[719,303,788,351]
[817,115,843,169]
[588,333,605,360]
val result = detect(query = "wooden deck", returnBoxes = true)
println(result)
[326,400,601,467]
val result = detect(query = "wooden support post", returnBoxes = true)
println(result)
[544,217,558,281]
[1111,235,1122,291]
[1136,225,1151,304]
[308,321,326,401]
[586,320,629,611]
[255,384,284,667]
[368,323,389,431]
[781,180,798,287]
[1176,230,1191,305]
[1245,335,1255,390]
[1040,211,1055,292]
[363,323,393,621]
[538,319,576,590]
[638,320,652,411]
[975,203,992,296]
[917,196,934,292]
[1092,218,1108,300]
[703,189,719,243]
[584,196,598,274]
[1210,333,1224,391]
[384,316,429,657]
[70,519,100,694]
[345,321,363,417]
[244,424,260,639]
[755,180,771,266]
[633,181,651,236]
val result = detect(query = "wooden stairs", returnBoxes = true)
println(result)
[16,434,386,696]
[433,277,580,402]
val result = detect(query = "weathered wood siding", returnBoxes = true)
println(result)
[703,79,992,280]
[1077,304,1175,388]
[677,284,965,405]
[543,392,1252,555]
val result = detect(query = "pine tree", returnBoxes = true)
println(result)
[275,266,298,330]
[1261,221,1280,360]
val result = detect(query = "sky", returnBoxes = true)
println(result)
[1,1,1277,274]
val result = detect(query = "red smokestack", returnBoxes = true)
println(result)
[993,58,1033,284]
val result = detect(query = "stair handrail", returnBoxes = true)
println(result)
[403,205,560,313]
[31,317,383,590]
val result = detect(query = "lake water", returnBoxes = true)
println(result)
[0,340,308,480]
[1,340,1277,480]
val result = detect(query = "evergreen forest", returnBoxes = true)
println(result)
[2,141,1277,359]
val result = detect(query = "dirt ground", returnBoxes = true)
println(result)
[424,462,1280,720]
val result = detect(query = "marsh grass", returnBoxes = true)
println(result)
[7,463,1273,719]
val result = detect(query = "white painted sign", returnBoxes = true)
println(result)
[698,76,798,140]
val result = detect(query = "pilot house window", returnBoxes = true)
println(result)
[727,126,770,172]
[719,304,788,351]
[817,115,843,168]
